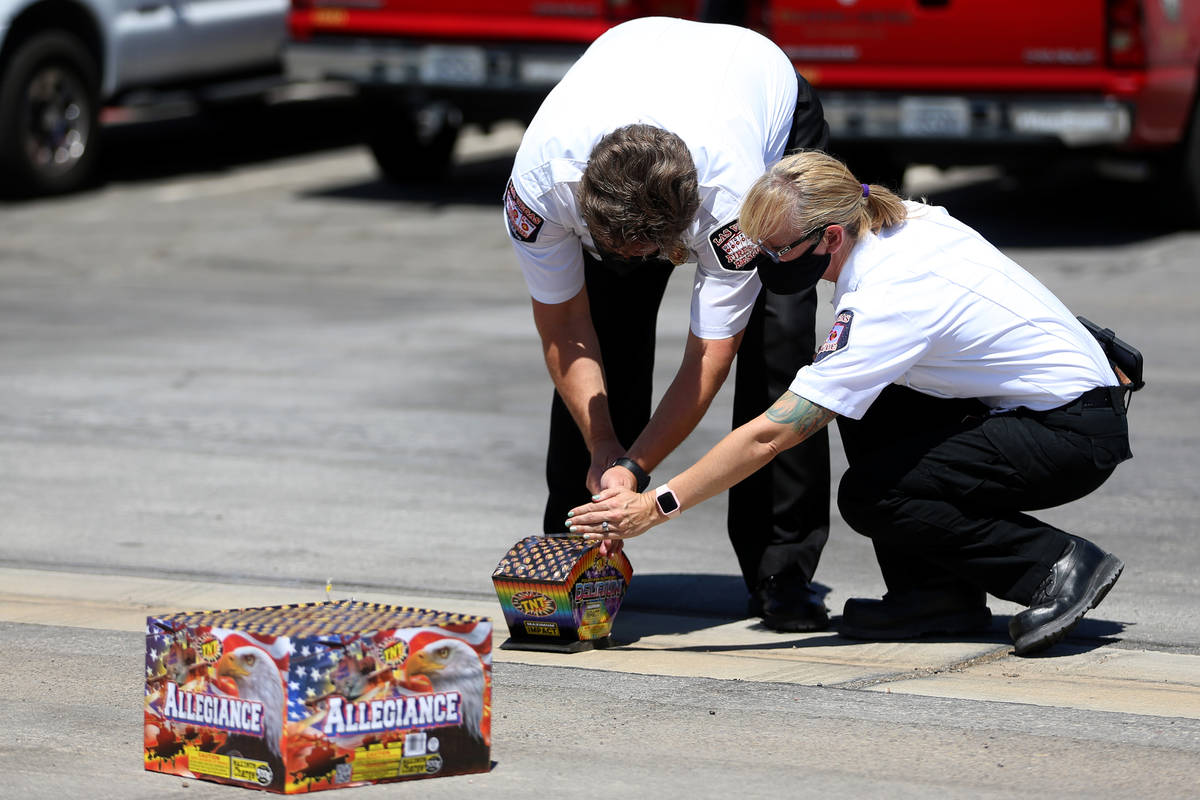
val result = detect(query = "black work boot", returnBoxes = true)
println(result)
[839,585,991,640]
[750,575,829,632]
[1008,538,1123,656]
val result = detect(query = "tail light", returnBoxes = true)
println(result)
[1107,0,1147,69]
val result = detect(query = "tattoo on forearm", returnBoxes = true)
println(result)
[765,392,836,439]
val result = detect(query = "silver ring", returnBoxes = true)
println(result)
[601,521,610,532]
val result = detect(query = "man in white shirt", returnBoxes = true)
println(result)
[504,17,832,631]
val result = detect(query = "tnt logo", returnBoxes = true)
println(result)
[511,591,556,617]
[199,638,220,662]
[382,640,408,665]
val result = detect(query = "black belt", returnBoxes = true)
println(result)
[1047,385,1128,416]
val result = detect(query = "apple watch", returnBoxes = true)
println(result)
[653,484,681,518]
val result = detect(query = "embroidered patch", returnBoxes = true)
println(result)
[814,310,853,363]
[708,220,763,272]
[504,179,544,243]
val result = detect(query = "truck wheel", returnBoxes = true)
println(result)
[0,31,100,196]
[364,97,461,183]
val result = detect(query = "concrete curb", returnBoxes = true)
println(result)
[3,566,1197,720]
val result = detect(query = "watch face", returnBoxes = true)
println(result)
[657,491,679,515]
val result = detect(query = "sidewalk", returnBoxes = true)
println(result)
[4,567,1196,721]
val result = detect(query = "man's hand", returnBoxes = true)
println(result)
[587,444,629,495]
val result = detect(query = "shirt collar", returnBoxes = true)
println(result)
[832,227,882,305]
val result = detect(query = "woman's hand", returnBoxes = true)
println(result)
[565,487,662,551]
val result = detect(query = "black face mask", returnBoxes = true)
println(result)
[756,248,831,295]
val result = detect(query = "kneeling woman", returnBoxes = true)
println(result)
[565,150,1131,656]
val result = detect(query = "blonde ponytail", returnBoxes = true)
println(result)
[861,182,907,233]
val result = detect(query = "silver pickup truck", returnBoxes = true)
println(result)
[0,0,287,196]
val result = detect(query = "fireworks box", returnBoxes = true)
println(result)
[492,534,633,651]
[144,600,492,793]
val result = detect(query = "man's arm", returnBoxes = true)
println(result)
[566,391,837,539]
[615,330,743,484]
[531,299,743,497]
[530,292,625,491]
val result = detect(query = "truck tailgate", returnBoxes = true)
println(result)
[772,0,1106,75]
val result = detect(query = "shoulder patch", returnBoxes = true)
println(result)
[505,179,544,243]
[814,310,853,363]
[708,220,762,272]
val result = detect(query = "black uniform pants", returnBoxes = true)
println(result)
[541,73,832,596]
[835,385,1132,605]
[728,284,830,590]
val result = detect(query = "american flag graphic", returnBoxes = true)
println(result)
[284,623,491,723]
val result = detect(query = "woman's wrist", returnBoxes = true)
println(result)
[652,484,681,518]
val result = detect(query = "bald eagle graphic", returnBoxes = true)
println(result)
[214,644,287,784]
[405,637,489,746]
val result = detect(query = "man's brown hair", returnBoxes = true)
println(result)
[579,124,699,258]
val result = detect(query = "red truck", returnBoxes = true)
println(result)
[284,1,707,181]
[285,1,1200,218]
[769,0,1200,216]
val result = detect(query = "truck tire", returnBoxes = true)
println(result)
[0,31,101,196]
[363,96,461,183]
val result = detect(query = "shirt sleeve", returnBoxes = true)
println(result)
[689,263,759,339]
[687,215,763,339]
[789,299,932,419]
[503,177,585,304]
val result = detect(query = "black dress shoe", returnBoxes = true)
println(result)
[752,575,829,632]
[1008,538,1123,656]
[839,586,991,640]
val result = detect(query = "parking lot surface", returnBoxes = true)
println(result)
[2,108,1199,797]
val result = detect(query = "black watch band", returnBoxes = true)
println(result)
[607,457,651,493]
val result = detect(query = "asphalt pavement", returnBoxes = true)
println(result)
[1,100,1199,797]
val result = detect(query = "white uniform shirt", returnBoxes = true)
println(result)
[503,16,798,340]
[790,202,1118,418]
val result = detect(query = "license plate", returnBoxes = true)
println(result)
[899,97,970,137]
[419,46,487,86]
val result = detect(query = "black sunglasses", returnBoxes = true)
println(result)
[756,224,830,264]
